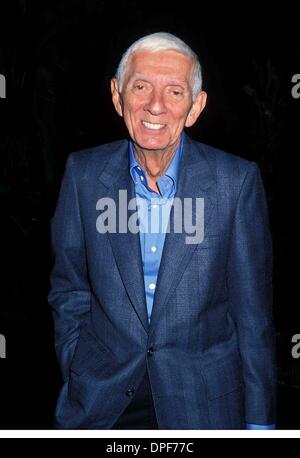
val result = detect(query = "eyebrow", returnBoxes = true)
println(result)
[128,74,188,88]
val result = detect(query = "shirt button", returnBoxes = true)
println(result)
[152,204,158,209]
[147,347,154,357]
[126,388,135,397]
[151,246,157,253]
[149,283,156,290]
[140,176,144,181]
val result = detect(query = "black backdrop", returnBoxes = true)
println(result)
[0,0,299,429]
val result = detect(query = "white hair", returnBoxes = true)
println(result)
[115,32,202,100]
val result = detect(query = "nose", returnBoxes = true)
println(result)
[144,89,167,116]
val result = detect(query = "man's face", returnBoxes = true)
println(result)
[111,49,207,153]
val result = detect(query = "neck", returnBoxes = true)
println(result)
[133,141,179,181]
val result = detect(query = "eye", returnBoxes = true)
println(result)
[166,86,185,98]
[172,90,183,96]
[132,81,151,95]
[133,81,149,92]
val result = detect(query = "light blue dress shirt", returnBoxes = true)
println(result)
[246,423,275,429]
[129,133,184,322]
[128,132,275,430]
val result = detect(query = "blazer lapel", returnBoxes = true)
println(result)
[98,141,149,333]
[97,137,216,335]
[149,137,216,336]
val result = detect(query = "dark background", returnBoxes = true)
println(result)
[0,0,299,429]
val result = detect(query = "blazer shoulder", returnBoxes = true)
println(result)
[198,141,252,168]
[66,139,128,180]
[190,139,258,185]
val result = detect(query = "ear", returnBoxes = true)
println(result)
[185,91,207,128]
[111,78,123,117]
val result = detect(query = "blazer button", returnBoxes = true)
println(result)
[147,347,154,357]
[126,388,135,397]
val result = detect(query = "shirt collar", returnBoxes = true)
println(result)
[129,132,184,189]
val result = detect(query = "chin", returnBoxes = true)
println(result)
[134,135,169,152]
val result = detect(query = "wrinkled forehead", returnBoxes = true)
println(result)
[124,49,195,86]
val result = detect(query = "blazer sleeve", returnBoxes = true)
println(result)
[227,161,277,425]
[48,154,91,382]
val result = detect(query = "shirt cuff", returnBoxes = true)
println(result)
[246,423,276,430]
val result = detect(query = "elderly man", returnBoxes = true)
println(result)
[48,32,276,429]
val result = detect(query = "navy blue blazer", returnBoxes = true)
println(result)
[48,135,277,429]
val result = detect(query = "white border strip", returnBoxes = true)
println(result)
[0,430,299,438]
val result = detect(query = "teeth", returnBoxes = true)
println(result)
[142,121,165,130]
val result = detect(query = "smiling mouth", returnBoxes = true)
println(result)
[142,121,166,130]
